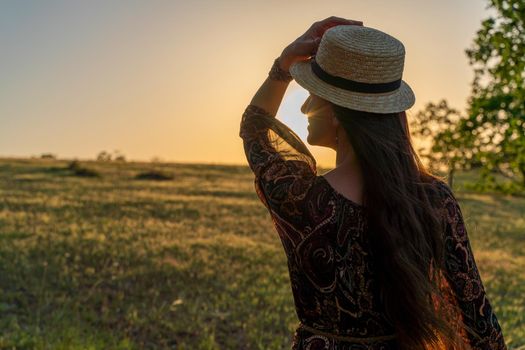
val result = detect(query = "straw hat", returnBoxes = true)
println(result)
[289,25,415,114]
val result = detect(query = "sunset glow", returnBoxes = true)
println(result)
[0,0,493,169]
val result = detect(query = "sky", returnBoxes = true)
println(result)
[0,0,494,169]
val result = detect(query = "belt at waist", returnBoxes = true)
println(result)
[298,323,398,344]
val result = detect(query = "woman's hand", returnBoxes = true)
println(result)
[279,16,364,72]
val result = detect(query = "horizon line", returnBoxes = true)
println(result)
[0,154,334,170]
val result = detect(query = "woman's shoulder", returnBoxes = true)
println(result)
[429,178,456,200]
[425,177,461,216]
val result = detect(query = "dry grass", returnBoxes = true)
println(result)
[0,158,523,349]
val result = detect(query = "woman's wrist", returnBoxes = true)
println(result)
[268,56,293,83]
[278,55,292,72]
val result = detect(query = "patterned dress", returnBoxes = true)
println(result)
[239,104,507,350]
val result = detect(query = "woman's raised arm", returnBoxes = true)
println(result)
[248,16,363,118]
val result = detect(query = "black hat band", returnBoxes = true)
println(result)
[311,58,401,94]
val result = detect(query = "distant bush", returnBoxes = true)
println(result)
[96,150,126,162]
[67,160,101,177]
[40,153,57,159]
[113,149,126,162]
[135,170,174,181]
[96,151,112,162]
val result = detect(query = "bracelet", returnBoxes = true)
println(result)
[268,57,293,82]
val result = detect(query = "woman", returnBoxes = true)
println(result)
[239,17,507,350]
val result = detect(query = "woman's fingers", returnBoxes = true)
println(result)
[308,17,364,38]
[308,17,362,32]
[322,16,363,25]
[322,19,363,30]
[281,17,364,68]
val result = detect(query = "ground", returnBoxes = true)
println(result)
[0,158,523,349]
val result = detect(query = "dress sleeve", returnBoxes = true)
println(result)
[439,183,507,349]
[239,104,317,226]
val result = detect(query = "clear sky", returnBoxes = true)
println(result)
[0,0,493,169]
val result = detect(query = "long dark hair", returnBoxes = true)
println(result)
[331,103,475,349]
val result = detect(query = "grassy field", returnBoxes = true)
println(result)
[0,157,523,349]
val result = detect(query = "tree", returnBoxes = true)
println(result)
[411,100,469,188]
[461,0,525,190]
[40,153,57,159]
[96,151,112,162]
[112,149,126,162]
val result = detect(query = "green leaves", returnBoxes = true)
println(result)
[417,0,525,192]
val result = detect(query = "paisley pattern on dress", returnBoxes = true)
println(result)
[437,182,507,349]
[239,103,507,349]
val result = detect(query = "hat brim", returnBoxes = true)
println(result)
[289,59,415,114]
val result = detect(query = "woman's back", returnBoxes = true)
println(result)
[320,170,364,207]
[288,174,398,347]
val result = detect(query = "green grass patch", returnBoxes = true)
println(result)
[0,158,523,349]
